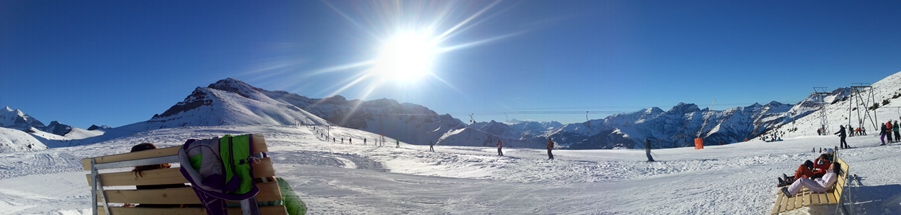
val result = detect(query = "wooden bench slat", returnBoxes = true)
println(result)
[825,190,837,204]
[809,192,824,204]
[771,193,785,214]
[82,134,269,170]
[772,157,850,214]
[97,205,287,215]
[98,181,283,204]
[85,134,287,215]
[86,158,275,186]
[801,191,811,207]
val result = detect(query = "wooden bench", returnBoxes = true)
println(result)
[771,148,850,215]
[82,134,288,215]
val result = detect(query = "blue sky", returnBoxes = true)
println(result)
[2,1,901,128]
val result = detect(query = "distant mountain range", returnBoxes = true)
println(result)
[0,106,73,136]
[7,71,896,152]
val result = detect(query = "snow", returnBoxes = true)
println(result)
[5,72,901,214]
[0,127,47,153]
[1,124,900,214]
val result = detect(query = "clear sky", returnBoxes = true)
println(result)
[3,1,901,128]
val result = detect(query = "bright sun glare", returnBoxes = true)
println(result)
[373,31,438,84]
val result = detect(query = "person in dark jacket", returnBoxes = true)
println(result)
[497,140,503,156]
[546,138,555,160]
[834,125,848,149]
[881,122,888,145]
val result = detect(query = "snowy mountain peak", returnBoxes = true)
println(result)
[1,106,45,130]
[645,107,664,115]
[668,103,700,113]
[207,78,267,100]
[0,106,73,136]
[146,79,328,129]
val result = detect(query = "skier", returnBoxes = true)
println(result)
[645,139,654,162]
[497,140,503,156]
[396,139,399,148]
[546,138,555,160]
[429,141,435,152]
[364,138,367,145]
[887,121,895,143]
[880,122,888,145]
[892,120,901,142]
[834,125,848,149]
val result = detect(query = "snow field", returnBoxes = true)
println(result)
[0,125,900,214]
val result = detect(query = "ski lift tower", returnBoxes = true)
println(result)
[849,84,878,132]
[813,87,831,135]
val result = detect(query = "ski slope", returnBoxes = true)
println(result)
[0,124,899,214]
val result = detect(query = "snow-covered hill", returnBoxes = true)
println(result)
[770,70,901,139]
[1,123,900,214]
[0,127,47,153]
[436,120,562,148]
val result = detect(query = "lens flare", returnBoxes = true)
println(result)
[373,31,438,84]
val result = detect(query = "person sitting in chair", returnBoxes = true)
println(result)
[781,162,841,197]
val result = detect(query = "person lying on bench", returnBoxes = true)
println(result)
[780,162,841,197]
[777,150,833,187]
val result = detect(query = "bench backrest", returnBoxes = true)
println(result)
[832,157,849,197]
[81,134,287,215]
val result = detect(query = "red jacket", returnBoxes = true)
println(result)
[547,140,554,150]
[812,157,832,176]
[497,140,503,148]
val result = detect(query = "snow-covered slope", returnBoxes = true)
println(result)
[437,120,562,148]
[264,92,467,146]
[0,127,48,153]
[1,124,900,214]
[771,70,901,139]
[147,78,329,128]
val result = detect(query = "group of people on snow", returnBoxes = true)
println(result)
[775,148,841,197]
[879,120,901,145]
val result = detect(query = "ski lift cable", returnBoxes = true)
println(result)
[696,99,716,138]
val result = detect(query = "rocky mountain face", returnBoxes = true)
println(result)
[144,78,845,150]
[87,124,111,131]
[553,95,835,149]
[0,106,72,136]
[264,91,468,145]
[144,78,329,130]
[144,78,460,145]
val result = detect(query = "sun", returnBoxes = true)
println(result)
[372,31,439,84]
